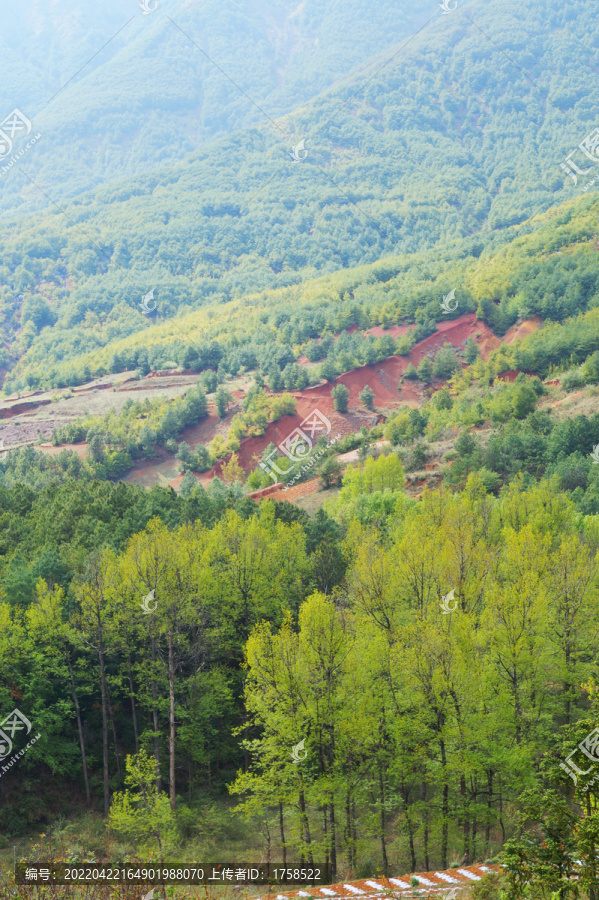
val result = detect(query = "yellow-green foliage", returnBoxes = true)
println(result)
[54,385,208,451]
[219,390,297,454]
[340,452,405,499]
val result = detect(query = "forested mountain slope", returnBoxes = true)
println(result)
[0,0,433,213]
[3,0,599,891]
[1,0,598,394]
[4,189,599,394]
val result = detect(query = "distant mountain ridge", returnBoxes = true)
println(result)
[0,0,433,213]
[1,0,598,392]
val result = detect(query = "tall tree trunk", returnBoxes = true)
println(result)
[471,777,478,864]
[379,760,389,876]
[298,786,313,866]
[421,781,429,872]
[403,787,416,872]
[345,753,356,873]
[106,679,121,776]
[327,727,337,879]
[279,802,287,867]
[168,630,176,811]
[440,739,449,870]
[127,653,139,754]
[329,800,337,881]
[323,806,329,871]
[345,789,355,872]
[485,769,493,851]
[98,644,110,816]
[586,792,597,900]
[442,781,449,868]
[460,773,469,864]
[351,796,357,866]
[151,636,160,791]
[67,653,91,807]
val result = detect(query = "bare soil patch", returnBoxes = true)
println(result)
[504,315,543,344]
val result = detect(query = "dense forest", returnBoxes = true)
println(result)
[2,0,599,395]
[2,189,598,397]
[1,462,599,896]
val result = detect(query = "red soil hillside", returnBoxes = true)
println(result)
[216,402,354,476]
[21,312,503,493]
[192,313,499,482]
[273,476,321,503]
[496,370,521,383]
[407,313,500,363]
[365,323,413,339]
[504,315,543,344]
[38,442,88,459]
[182,412,223,449]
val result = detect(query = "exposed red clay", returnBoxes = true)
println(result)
[503,315,543,345]
[407,313,500,364]
[38,442,88,459]
[163,313,502,487]
[494,370,537,383]
[275,476,321,503]
[257,863,501,899]
[495,370,519,383]
[29,313,503,494]
[365,323,413,339]
[248,483,286,500]
[0,398,51,419]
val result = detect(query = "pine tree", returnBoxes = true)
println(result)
[417,356,433,382]
[359,385,376,410]
[331,383,350,412]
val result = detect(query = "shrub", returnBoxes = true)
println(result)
[359,385,376,410]
[318,456,342,488]
[417,356,433,382]
[331,383,350,413]
[215,387,233,417]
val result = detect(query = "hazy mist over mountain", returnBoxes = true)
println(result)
[0,0,437,211]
